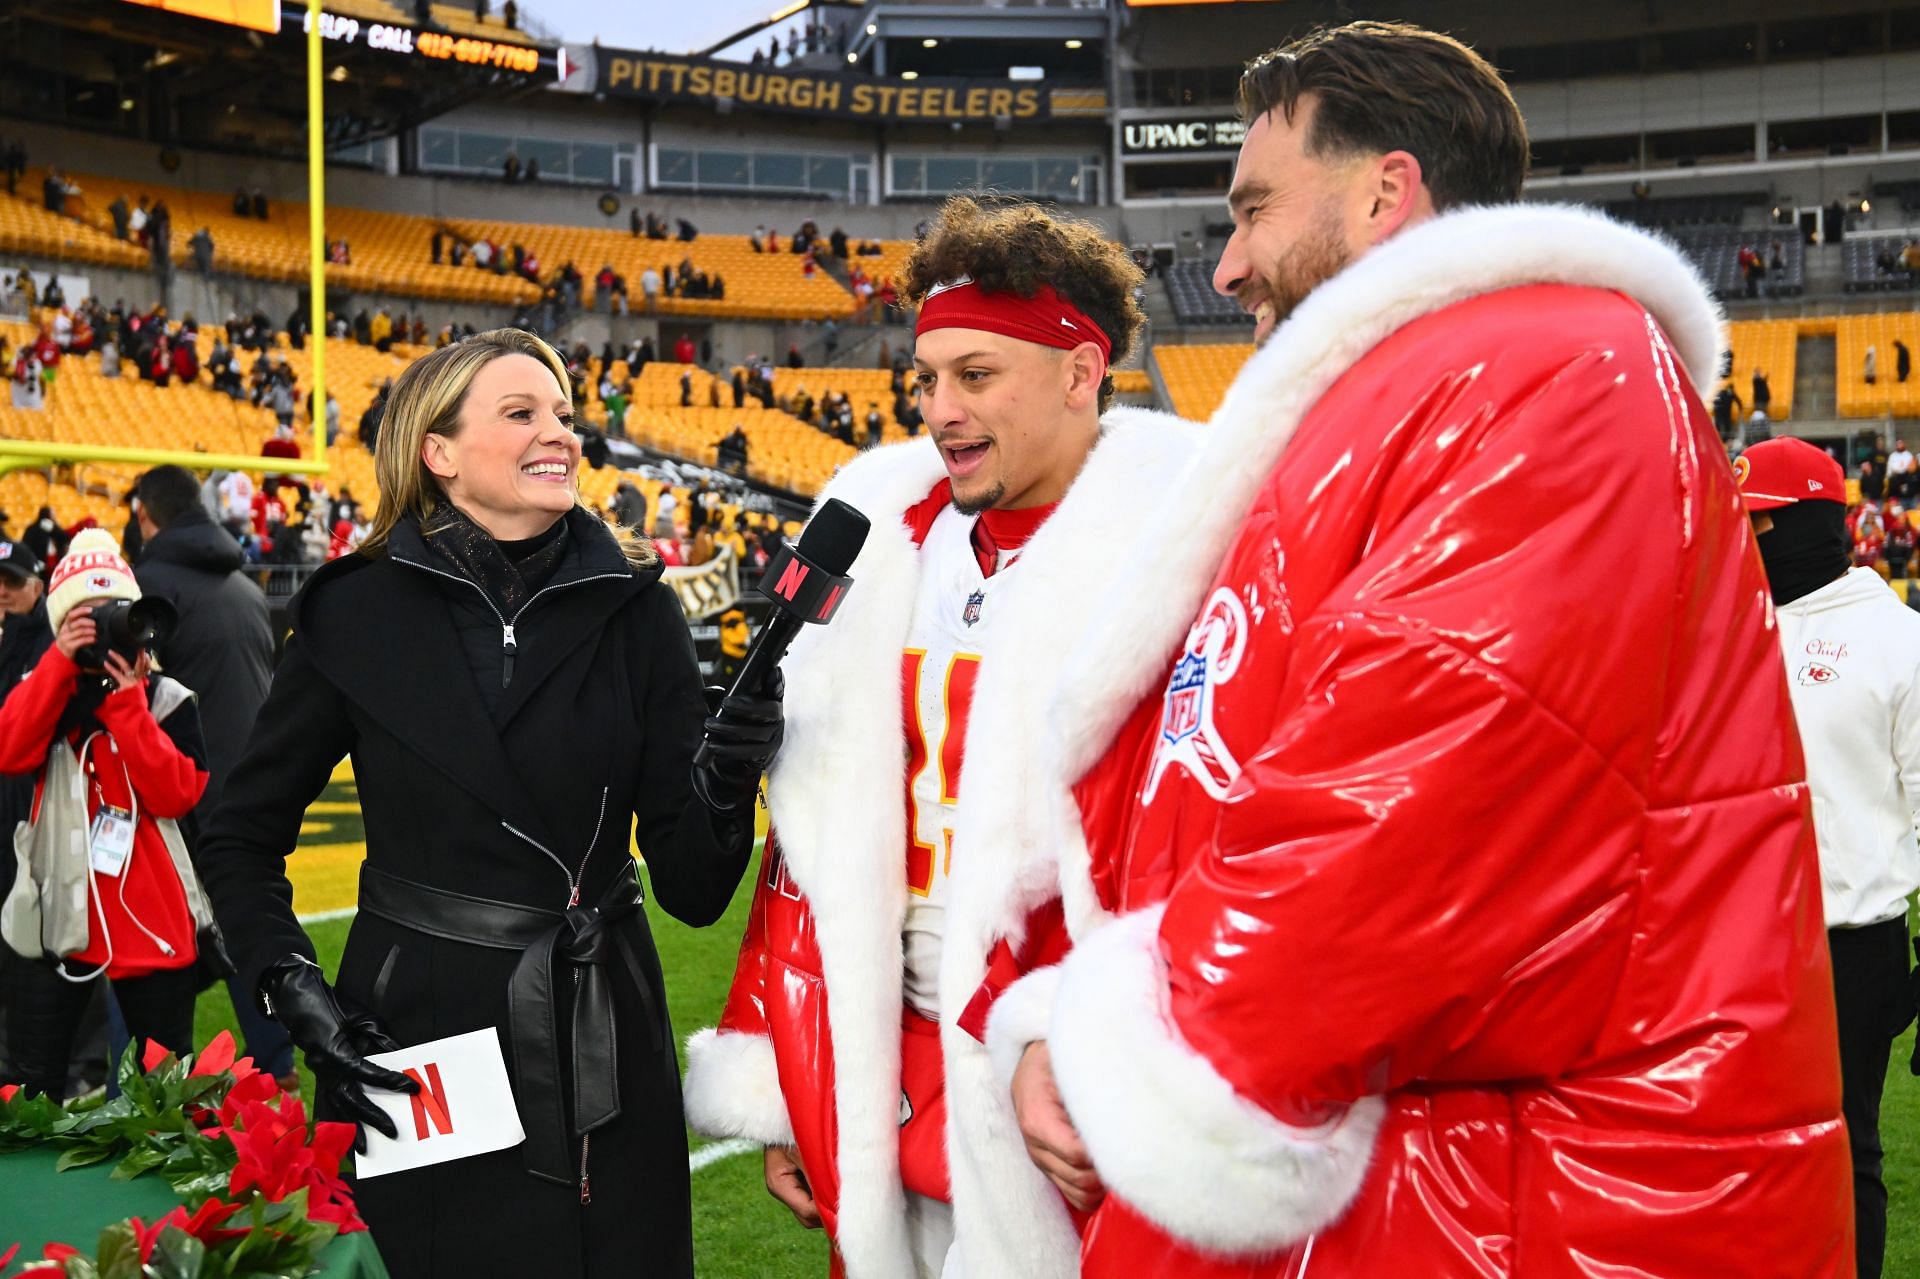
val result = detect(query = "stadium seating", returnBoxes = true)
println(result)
[450,217,862,320]
[1722,318,1798,420]
[1843,234,1920,292]
[1602,192,1766,228]
[0,181,147,274]
[1667,226,1804,299]
[1154,341,1251,421]
[1836,312,1920,418]
[3,168,902,323]
[1165,260,1252,327]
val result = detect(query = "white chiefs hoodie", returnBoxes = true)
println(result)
[1773,566,1920,928]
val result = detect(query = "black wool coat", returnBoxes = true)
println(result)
[197,509,754,1279]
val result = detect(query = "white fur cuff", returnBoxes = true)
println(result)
[1049,907,1384,1255]
[984,964,1064,1090]
[682,1028,796,1147]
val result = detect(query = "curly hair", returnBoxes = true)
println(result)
[902,196,1145,411]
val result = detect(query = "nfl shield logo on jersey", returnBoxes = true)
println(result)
[1163,652,1206,744]
[961,589,984,628]
[1144,587,1250,802]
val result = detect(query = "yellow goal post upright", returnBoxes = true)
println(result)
[0,0,330,485]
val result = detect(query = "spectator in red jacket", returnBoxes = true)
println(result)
[0,528,209,1101]
[674,333,696,364]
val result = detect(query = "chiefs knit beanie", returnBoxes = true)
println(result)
[46,527,140,632]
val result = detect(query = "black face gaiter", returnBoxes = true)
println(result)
[1754,500,1851,606]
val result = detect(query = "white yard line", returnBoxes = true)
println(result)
[690,1137,757,1172]
[296,905,358,925]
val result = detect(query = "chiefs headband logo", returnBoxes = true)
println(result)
[924,275,974,300]
[1145,587,1248,803]
[1732,456,1751,486]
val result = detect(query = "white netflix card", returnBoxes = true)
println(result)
[353,1027,526,1178]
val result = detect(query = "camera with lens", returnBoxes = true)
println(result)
[74,597,177,669]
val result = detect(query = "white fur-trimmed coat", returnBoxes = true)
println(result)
[682,408,1198,1279]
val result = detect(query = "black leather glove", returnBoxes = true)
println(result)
[691,671,785,813]
[258,955,418,1153]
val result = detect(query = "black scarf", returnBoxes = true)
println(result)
[421,503,569,618]
[1755,500,1851,606]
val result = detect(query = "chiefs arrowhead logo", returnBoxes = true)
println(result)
[1797,661,1838,686]
[1733,455,1751,486]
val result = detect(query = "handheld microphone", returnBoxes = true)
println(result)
[690,498,869,797]
[724,497,870,702]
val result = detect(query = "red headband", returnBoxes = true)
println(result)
[914,277,1111,371]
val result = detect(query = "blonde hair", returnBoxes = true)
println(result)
[358,328,654,567]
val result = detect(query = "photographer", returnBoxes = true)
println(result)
[0,529,209,1101]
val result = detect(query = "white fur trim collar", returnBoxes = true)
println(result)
[1050,202,1726,811]
[759,412,1195,1278]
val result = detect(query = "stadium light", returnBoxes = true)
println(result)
[900,70,919,79]
[922,38,938,47]
[1065,39,1083,49]
[866,23,876,34]
[846,52,857,62]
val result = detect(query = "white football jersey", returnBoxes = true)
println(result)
[899,504,1029,1017]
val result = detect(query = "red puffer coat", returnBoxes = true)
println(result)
[982,205,1852,1279]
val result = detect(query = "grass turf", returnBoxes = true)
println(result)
[188,772,1918,1275]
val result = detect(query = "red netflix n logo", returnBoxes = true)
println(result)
[403,1062,456,1140]
[773,558,810,602]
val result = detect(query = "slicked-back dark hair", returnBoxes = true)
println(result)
[902,195,1145,412]
[1238,21,1527,211]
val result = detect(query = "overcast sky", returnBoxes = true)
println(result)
[518,0,809,56]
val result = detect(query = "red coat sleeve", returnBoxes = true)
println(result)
[681,832,797,1147]
[0,645,78,775]
[715,837,777,1039]
[95,685,208,820]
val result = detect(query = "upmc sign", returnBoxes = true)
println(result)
[1121,117,1248,154]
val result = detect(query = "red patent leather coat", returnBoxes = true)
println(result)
[983,205,1852,1279]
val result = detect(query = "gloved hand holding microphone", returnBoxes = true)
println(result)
[691,499,869,813]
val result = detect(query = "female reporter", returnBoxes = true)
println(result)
[197,330,777,1279]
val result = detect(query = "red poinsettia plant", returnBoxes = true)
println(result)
[0,1032,368,1279]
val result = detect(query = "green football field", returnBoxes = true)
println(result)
[191,772,1920,1277]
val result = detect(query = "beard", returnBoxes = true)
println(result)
[951,480,1005,516]
[1253,202,1353,346]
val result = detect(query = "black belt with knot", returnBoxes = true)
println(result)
[357,864,661,1186]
